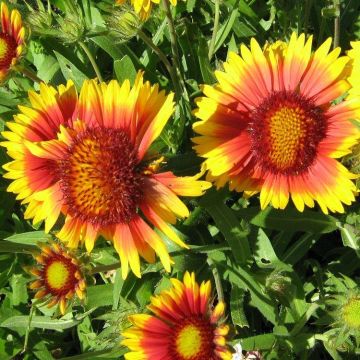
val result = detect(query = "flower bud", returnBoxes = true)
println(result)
[106,7,141,42]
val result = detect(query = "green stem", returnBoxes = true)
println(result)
[78,41,104,82]
[208,0,220,60]
[89,263,119,275]
[303,0,313,35]
[162,0,189,101]
[16,66,44,83]
[207,257,224,303]
[22,304,35,353]
[333,3,340,49]
[137,29,182,97]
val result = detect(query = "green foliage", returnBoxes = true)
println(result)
[0,0,359,359]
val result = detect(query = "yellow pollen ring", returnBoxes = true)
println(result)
[268,106,306,170]
[0,37,10,59]
[46,261,70,290]
[175,324,202,359]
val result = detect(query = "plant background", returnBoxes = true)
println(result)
[0,0,360,359]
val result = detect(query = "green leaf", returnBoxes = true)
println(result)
[200,189,251,264]
[114,56,137,84]
[53,51,88,88]
[112,269,124,311]
[10,274,28,306]
[251,228,281,268]
[236,207,338,233]
[241,333,276,351]
[338,223,360,256]
[0,309,95,330]
[0,241,36,253]
[230,286,249,328]
[86,284,113,309]
[4,231,51,245]
[214,7,239,53]
[224,263,277,324]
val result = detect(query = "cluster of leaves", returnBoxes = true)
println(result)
[0,0,359,359]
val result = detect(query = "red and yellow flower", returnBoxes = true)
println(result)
[122,272,232,360]
[0,2,25,81]
[193,33,360,214]
[115,0,178,20]
[2,72,210,279]
[28,241,86,315]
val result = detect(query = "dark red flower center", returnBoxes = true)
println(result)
[0,33,17,69]
[59,127,144,226]
[169,316,216,360]
[249,91,327,175]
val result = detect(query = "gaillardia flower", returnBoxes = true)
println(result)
[115,0,178,21]
[0,2,25,81]
[29,241,86,315]
[2,72,210,278]
[122,272,232,360]
[193,33,360,214]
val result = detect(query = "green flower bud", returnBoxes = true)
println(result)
[106,7,141,42]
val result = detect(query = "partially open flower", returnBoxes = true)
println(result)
[122,272,232,360]
[0,2,25,81]
[29,241,86,315]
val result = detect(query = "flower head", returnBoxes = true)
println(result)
[28,241,86,315]
[122,272,232,360]
[116,0,178,21]
[193,33,360,214]
[2,72,210,279]
[0,2,25,81]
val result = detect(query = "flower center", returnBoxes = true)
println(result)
[343,296,360,330]
[59,127,144,226]
[43,257,77,295]
[171,317,215,360]
[249,91,327,174]
[0,33,17,69]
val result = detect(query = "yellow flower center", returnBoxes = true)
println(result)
[0,33,16,68]
[59,127,144,226]
[46,260,70,290]
[175,325,202,358]
[250,91,326,174]
[267,106,306,170]
[170,317,215,360]
[343,296,360,330]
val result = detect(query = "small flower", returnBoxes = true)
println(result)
[122,272,232,360]
[2,73,210,279]
[193,33,360,214]
[0,2,25,81]
[28,241,86,315]
[116,0,178,21]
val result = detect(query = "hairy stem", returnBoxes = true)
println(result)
[79,41,104,82]
[207,257,224,303]
[162,0,189,100]
[137,29,182,97]
[16,66,44,83]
